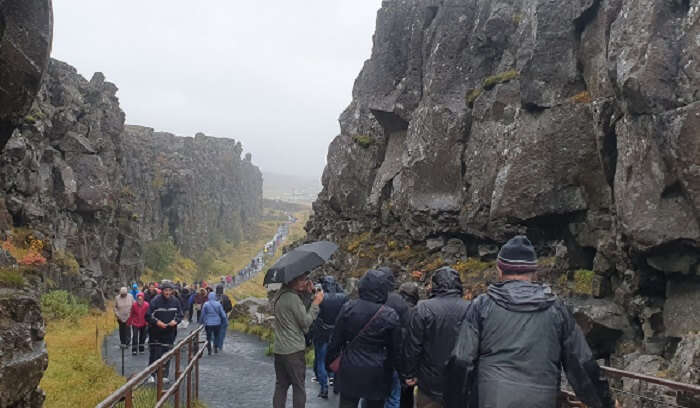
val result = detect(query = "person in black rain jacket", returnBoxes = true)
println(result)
[146,282,183,381]
[312,276,348,398]
[403,267,469,407]
[444,236,615,408]
[326,269,400,408]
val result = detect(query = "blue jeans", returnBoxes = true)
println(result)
[216,319,228,350]
[385,371,400,408]
[314,340,329,393]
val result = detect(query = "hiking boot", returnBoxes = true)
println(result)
[132,351,137,356]
[146,376,155,384]
[214,346,219,354]
[318,391,328,399]
[311,377,318,383]
[207,343,212,355]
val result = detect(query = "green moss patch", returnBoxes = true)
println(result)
[573,269,594,295]
[0,267,24,287]
[352,135,375,149]
[483,70,519,90]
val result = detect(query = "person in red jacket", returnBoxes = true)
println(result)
[127,292,149,355]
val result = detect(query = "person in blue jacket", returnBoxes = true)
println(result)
[129,283,139,300]
[199,292,228,355]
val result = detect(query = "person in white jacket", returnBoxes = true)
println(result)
[114,287,134,347]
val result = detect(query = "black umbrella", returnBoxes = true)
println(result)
[263,241,338,285]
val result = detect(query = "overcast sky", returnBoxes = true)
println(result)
[51,1,381,180]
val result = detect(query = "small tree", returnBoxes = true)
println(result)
[144,237,177,272]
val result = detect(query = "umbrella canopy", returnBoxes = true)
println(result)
[263,241,338,285]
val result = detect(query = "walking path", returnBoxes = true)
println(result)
[103,326,338,407]
[103,214,337,407]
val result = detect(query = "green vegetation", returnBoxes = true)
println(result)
[573,269,594,295]
[144,237,178,272]
[466,88,483,106]
[483,70,519,90]
[352,134,375,149]
[40,290,89,322]
[54,250,80,276]
[0,266,24,287]
[512,14,523,25]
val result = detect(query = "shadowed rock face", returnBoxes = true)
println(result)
[0,2,52,407]
[308,0,700,383]
[0,0,53,149]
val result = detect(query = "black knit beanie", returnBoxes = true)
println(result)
[497,235,538,274]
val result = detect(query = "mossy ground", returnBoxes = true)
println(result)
[352,135,375,149]
[483,70,519,90]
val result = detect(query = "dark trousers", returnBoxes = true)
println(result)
[415,389,444,408]
[118,321,131,346]
[148,330,176,378]
[132,326,147,352]
[273,351,306,408]
[340,396,384,408]
[401,385,415,408]
[205,325,221,352]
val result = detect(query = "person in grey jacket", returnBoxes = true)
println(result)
[444,236,615,408]
[114,287,134,347]
[199,292,228,355]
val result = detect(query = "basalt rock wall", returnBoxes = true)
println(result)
[0,58,263,304]
[308,0,700,386]
[122,125,263,258]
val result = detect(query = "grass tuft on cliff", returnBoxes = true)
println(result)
[352,134,375,149]
[573,269,594,295]
[483,70,519,90]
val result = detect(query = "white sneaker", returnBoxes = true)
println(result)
[146,376,155,384]
[163,377,170,384]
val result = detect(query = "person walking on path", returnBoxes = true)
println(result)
[326,269,400,408]
[146,282,183,383]
[127,292,149,355]
[312,276,348,399]
[377,266,414,408]
[193,288,207,322]
[129,283,139,299]
[403,267,469,408]
[200,292,228,355]
[394,282,419,408]
[444,236,616,408]
[214,285,233,351]
[114,287,134,348]
[272,273,324,408]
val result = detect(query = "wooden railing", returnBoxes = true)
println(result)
[96,326,205,408]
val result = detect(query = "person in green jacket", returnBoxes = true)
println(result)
[272,273,324,408]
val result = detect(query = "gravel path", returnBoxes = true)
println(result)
[103,326,339,407]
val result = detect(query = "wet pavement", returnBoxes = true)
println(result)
[104,323,339,407]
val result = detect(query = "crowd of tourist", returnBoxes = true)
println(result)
[272,235,618,408]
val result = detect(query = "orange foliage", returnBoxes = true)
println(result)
[20,252,47,266]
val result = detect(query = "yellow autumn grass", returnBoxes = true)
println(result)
[41,304,124,408]
[226,210,309,302]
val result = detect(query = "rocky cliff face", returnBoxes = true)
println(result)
[122,125,263,258]
[308,0,700,387]
[0,59,263,303]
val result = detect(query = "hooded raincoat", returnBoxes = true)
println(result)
[326,269,400,401]
[200,292,227,327]
[402,267,469,402]
[444,280,614,408]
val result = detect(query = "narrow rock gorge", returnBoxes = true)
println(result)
[0,4,262,403]
[308,0,700,395]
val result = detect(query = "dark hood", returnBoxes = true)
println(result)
[430,267,463,298]
[359,269,390,304]
[487,280,556,312]
[321,276,338,294]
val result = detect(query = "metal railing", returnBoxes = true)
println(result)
[561,365,700,408]
[96,326,205,408]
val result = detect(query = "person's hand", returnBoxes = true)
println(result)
[168,320,177,327]
[156,320,167,329]
[615,400,622,408]
[405,378,417,386]
[312,289,324,305]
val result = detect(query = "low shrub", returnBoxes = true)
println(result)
[0,267,24,287]
[573,269,594,295]
[352,135,375,149]
[41,290,89,322]
[144,237,177,272]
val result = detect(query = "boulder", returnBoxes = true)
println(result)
[573,298,632,358]
[664,276,700,337]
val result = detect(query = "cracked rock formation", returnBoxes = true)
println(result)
[308,0,700,387]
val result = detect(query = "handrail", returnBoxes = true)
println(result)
[155,345,207,408]
[600,366,700,394]
[561,364,700,408]
[96,326,204,408]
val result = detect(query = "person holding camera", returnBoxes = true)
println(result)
[272,273,324,408]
